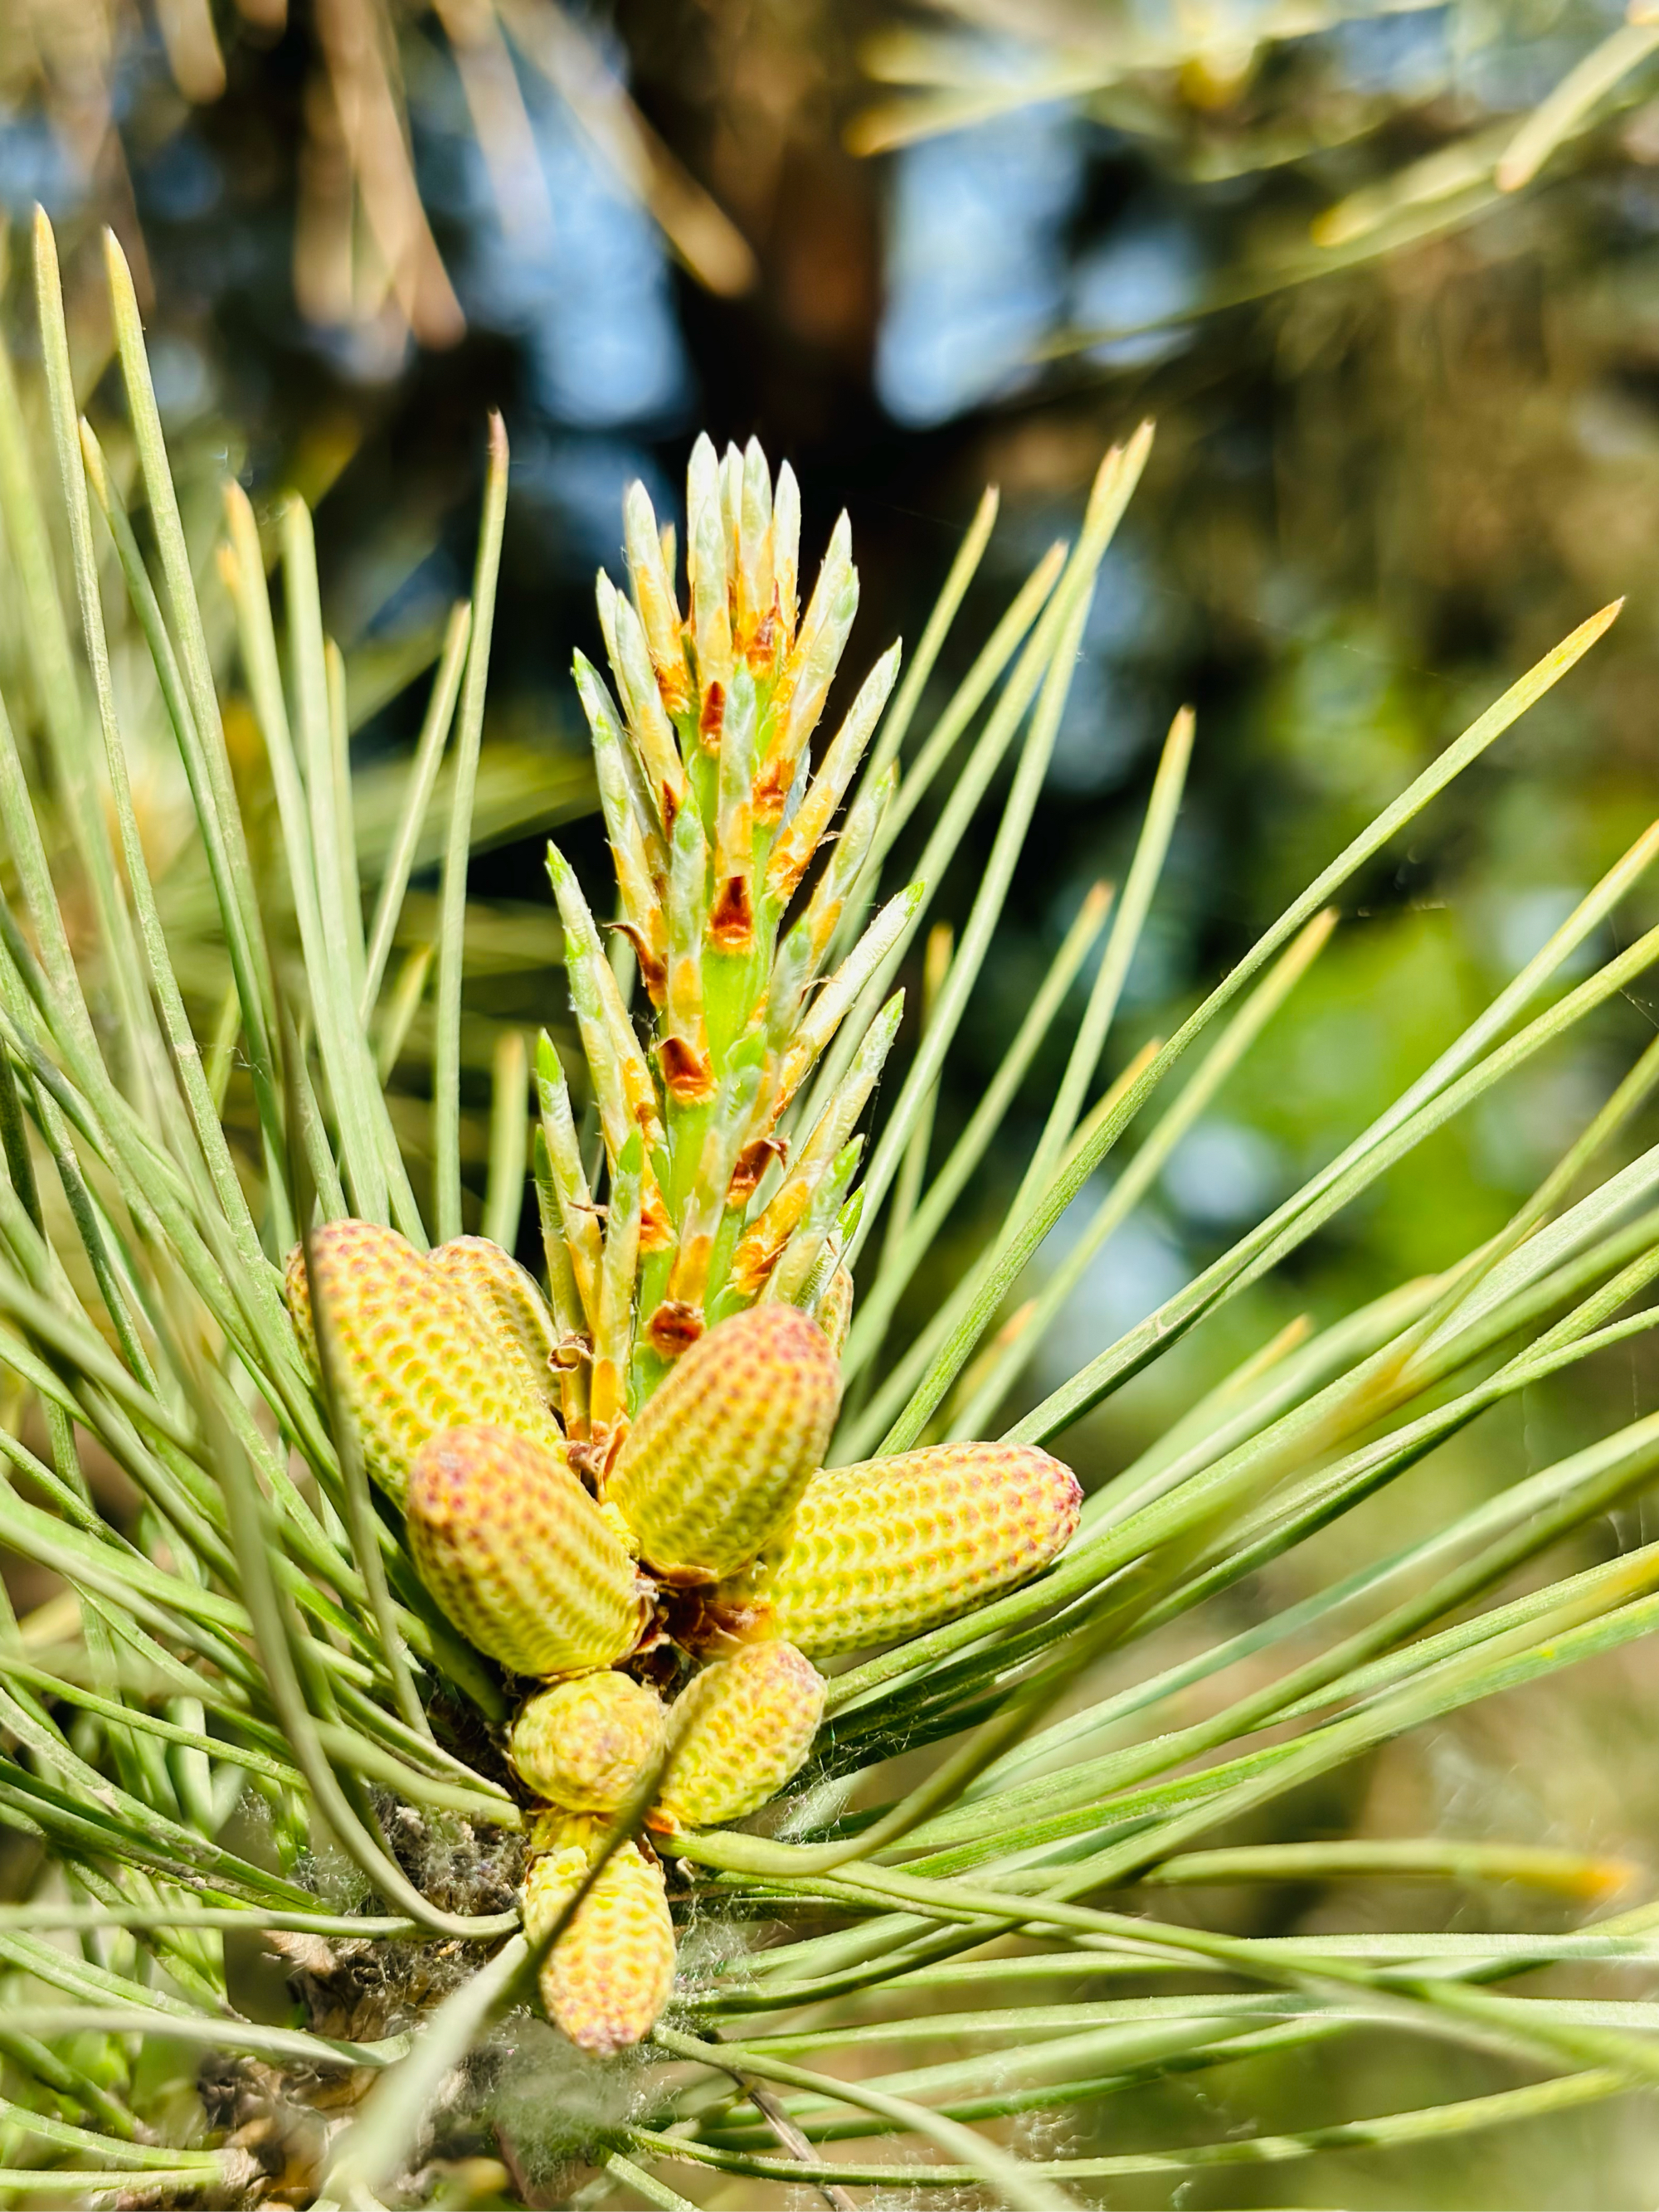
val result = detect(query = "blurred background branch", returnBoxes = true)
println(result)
[7,0,757,358]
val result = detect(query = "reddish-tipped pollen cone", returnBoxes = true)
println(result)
[749,1441,1082,1658]
[521,1818,676,2054]
[406,1425,648,1677]
[608,1304,840,1582]
[509,1672,667,1812]
[650,1639,825,1834]
[285,1220,564,1504]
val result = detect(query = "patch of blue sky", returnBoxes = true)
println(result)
[1049,544,1162,792]
[1072,213,1202,367]
[510,430,678,581]
[1163,1117,1284,1228]
[1029,1177,1190,1390]
[146,336,217,427]
[1457,17,1610,112]
[1330,7,1452,100]
[139,131,223,222]
[0,108,77,217]
[444,41,690,428]
[875,102,1084,426]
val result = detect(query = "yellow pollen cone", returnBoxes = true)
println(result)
[284,1219,563,1503]
[406,1424,648,1677]
[608,1305,840,1583]
[651,1640,825,1834]
[521,1818,676,2054]
[735,1440,1082,1658]
[510,1672,667,1812]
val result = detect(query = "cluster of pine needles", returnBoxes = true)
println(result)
[0,202,1653,2210]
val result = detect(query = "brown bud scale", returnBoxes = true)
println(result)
[645,1300,705,1358]
[708,874,753,950]
[659,1033,717,1104]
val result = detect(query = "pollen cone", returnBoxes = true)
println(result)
[522,1818,676,2054]
[285,1219,563,1503]
[608,1304,840,1582]
[651,1640,825,1834]
[406,1425,648,1677]
[738,1441,1082,1658]
[509,1672,667,1813]
[428,1233,564,1423]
